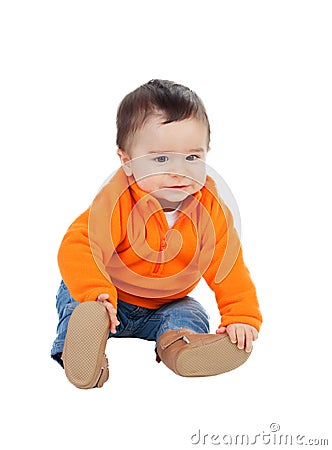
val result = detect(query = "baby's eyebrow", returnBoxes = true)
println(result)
[146,148,205,154]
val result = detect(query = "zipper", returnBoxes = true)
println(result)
[94,366,105,388]
[161,334,191,350]
[94,355,107,388]
[151,203,187,274]
[152,236,167,274]
[152,217,167,274]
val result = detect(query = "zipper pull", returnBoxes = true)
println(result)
[160,237,167,251]
[161,334,191,350]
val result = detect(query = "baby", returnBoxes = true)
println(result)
[51,79,262,388]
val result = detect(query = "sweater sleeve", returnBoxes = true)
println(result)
[202,197,262,331]
[57,185,121,308]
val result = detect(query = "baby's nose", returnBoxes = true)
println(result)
[168,155,187,175]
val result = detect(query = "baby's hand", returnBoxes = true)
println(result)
[216,323,258,353]
[97,294,120,333]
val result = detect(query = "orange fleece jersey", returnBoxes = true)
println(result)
[58,169,262,330]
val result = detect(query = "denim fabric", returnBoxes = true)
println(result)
[51,280,210,366]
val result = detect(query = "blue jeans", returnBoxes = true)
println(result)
[51,281,210,366]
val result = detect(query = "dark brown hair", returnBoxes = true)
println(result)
[116,79,210,150]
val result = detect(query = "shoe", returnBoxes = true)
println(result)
[156,328,250,377]
[62,301,110,389]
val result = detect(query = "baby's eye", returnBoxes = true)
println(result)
[186,154,200,161]
[154,155,169,163]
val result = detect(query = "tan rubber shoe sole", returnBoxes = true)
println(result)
[176,333,250,377]
[157,330,251,377]
[62,301,110,389]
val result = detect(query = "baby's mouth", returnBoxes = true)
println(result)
[165,185,190,189]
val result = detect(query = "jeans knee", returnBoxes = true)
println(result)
[157,297,210,339]
[183,298,210,332]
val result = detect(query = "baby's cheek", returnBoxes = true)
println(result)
[136,177,157,193]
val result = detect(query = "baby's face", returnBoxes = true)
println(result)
[118,116,209,210]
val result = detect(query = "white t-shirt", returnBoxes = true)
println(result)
[164,209,180,228]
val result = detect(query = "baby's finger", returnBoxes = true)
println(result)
[216,326,227,334]
[109,319,117,334]
[105,306,119,331]
[251,327,258,341]
[97,293,109,301]
[236,327,245,350]
[97,299,120,332]
[226,325,237,344]
[245,331,254,353]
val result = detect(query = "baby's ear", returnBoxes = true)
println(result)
[117,149,132,176]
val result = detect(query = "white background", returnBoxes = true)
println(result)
[1,1,331,448]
